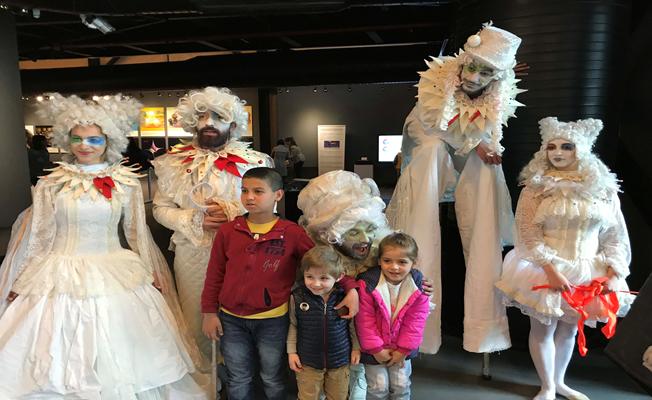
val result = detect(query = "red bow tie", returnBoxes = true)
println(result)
[214,153,248,177]
[93,176,115,199]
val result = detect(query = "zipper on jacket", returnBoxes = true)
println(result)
[323,300,328,370]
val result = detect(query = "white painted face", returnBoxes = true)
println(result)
[459,59,498,97]
[196,110,234,149]
[546,138,578,171]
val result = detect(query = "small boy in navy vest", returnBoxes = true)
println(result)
[287,245,361,400]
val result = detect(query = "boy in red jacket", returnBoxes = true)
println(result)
[201,167,358,400]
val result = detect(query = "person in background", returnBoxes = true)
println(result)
[123,137,153,173]
[271,139,289,182]
[285,137,305,179]
[392,152,402,179]
[27,134,51,185]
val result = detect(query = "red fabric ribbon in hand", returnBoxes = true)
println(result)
[214,153,248,177]
[532,277,636,357]
[93,176,115,200]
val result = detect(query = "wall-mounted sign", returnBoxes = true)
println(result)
[317,125,346,175]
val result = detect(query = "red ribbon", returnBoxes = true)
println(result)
[532,277,637,357]
[214,153,249,177]
[181,155,195,164]
[447,110,481,127]
[93,176,115,200]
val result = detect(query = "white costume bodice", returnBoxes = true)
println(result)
[51,191,123,255]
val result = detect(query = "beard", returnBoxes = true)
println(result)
[336,240,372,261]
[197,126,230,149]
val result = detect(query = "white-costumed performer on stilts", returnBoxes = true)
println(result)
[0,93,207,399]
[496,117,634,400]
[387,22,525,354]
[153,87,272,385]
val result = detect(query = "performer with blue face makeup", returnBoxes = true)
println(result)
[0,93,207,399]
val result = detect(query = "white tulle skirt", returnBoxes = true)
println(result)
[496,249,635,326]
[0,252,206,400]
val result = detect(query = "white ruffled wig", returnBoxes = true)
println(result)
[174,87,248,139]
[37,93,142,164]
[520,117,619,196]
[297,170,391,245]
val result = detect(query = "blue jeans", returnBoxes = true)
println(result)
[219,311,289,400]
[364,360,412,400]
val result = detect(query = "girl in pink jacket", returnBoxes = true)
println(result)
[355,232,431,399]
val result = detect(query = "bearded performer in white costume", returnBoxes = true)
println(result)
[387,22,525,354]
[298,170,434,399]
[0,93,207,399]
[153,87,272,375]
[496,117,634,400]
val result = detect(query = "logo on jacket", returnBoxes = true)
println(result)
[262,258,280,273]
[299,302,310,312]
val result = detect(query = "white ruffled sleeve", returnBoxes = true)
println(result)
[596,193,631,278]
[0,182,56,316]
[514,186,558,267]
[152,184,206,248]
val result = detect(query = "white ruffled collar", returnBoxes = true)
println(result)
[43,161,142,201]
[166,139,267,181]
[527,169,617,202]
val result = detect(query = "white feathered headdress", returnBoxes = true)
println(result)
[37,93,142,164]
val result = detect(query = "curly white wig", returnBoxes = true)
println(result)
[37,93,142,164]
[297,170,391,245]
[175,87,248,138]
[520,117,619,196]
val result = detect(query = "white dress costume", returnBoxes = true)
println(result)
[0,162,206,400]
[387,43,524,353]
[153,140,272,359]
[496,170,635,324]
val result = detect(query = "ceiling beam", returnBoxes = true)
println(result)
[25,22,442,52]
[366,31,383,44]
[197,40,228,51]
[122,44,156,54]
[280,36,301,47]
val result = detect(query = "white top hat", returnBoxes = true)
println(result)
[463,22,522,70]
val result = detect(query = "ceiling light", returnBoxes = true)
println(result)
[92,95,100,101]
[36,95,43,102]
[80,14,115,34]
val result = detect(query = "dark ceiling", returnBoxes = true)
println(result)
[8,1,453,60]
[6,1,456,92]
